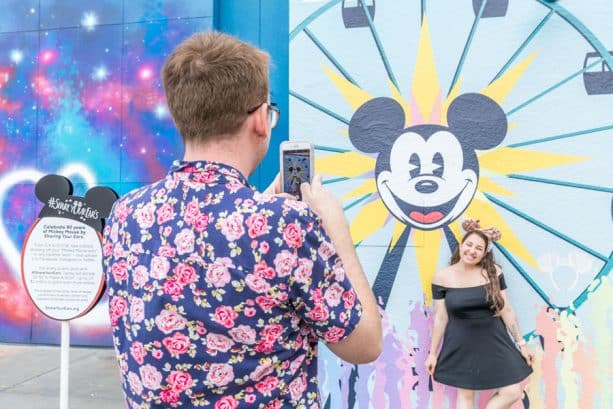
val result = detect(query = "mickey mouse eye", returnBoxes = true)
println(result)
[408,153,421,179]
[433,152,444,178]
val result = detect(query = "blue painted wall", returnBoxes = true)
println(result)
[0,0,288,346]
[216,0,289,190]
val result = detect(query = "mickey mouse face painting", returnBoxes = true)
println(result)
[349,93,507,230]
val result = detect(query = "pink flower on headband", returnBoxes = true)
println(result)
[461,218,502,252]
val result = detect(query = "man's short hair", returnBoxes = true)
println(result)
[162,31,270,144]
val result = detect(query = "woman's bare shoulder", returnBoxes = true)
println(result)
[432,266,453,286]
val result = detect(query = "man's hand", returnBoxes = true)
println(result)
[300,174,348,234]
[264,174,295,199]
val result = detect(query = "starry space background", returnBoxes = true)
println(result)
[0,0,214,345]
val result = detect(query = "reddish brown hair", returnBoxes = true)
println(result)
[450,230,505,314]
[162,31,270,144]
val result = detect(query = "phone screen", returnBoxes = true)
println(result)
[282,149,311,200]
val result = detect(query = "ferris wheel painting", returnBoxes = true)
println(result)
[290,1,612,408]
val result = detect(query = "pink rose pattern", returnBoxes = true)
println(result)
[103,161,362,408]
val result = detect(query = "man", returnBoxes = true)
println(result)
[103,31,381,408]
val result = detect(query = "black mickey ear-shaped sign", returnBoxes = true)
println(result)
[23,175,116,322]
[35,174,118,232]
[85,186,119,231]
[35,174,73,206]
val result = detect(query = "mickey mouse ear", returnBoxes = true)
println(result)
[447,93,507,150]
[35,174,72,204]
[349,97,406,153]
[84,186,118,218]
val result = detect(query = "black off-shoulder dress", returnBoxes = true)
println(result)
[431,274,532,390]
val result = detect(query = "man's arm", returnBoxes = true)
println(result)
[301,175,382,364]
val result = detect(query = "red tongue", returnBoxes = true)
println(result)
[409,211,444,224]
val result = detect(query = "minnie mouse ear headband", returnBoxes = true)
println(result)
[460,218,501,253]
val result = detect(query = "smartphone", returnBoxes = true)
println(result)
[279,141,314,200]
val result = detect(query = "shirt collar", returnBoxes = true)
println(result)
[169,160,252,188]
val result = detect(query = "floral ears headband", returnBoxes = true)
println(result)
[461,218,502,253]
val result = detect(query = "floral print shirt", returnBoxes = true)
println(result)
[102,161,363,409]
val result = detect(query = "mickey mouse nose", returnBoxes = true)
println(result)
[415,180,438,194]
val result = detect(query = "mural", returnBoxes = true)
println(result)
[290,0,612,408]
[0,0,214,345]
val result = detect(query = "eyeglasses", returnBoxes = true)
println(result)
[247,102,280,129]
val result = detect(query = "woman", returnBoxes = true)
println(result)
[425,219,533,409]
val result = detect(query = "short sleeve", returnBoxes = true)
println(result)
[432,284,447,299]
[498,273,507,290]
[286,210,363,344]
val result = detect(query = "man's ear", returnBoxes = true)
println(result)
[253,104,270,139]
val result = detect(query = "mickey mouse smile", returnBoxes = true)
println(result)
[385,180,470,225]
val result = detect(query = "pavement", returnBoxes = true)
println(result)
[0,343,125,409]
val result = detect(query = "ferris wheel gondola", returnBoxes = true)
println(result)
[342,0,375,29]
[583,51,613,95]
[473,0,509,18]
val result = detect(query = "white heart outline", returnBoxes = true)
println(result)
[0,163,109,328]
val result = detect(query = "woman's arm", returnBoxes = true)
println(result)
[425,298,448,374]
[498,275,533,366]
[499,295,523,342]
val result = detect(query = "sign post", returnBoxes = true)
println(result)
[60,321,70,409]
[20,174,117,409]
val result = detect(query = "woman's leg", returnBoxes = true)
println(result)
[484,383,523,409]
[456,388,475,409]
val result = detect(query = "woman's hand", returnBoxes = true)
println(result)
[519,345,533,367]
[425,353,437,375]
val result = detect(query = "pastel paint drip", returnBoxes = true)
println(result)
[336,302,438,409]
[355,361,374,409]
[318,347,347,409]
[432,381,455,409]
[365,309,395,408]
[573,342,597,409]
[557,311,580,409]
[340,360,354,409]
[372,355,389,409]
[408,301,434,408]
[587,276,611,409]
[386,326,417,409]
[394,338,418,409]
[526,338,545,409]
[536,307,563,409]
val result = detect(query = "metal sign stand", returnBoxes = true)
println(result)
[59,321,70,409]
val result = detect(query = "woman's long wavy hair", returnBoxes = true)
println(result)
[450,230,505,315]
